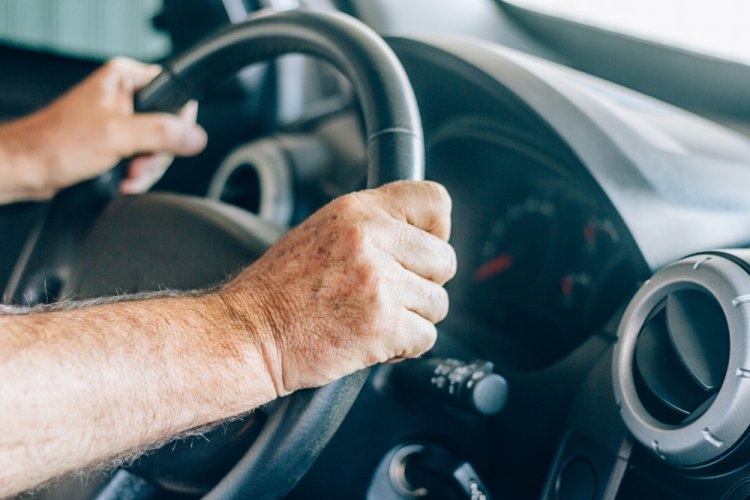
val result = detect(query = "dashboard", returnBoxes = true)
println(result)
[289,35,750,499]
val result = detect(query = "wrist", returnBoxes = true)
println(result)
[204,284,287,404]
[0,112,59,202]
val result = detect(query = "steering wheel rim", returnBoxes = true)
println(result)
[128,9,424,499]
[137,8,424,189]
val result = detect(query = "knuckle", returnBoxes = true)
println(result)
[424,211,441,233]
[443,243,458,281]
[433,286,450,322]
[425,325,438,350]
[331,193,362,218]
[328,193,367,225]
[416,323,438,355]
[333,193,355,211]
[351,256,378,293]
[365,347,389,367]
[343,223,367,254]
[424,182,452,237]
[425,181,452,211]
[362,284,388,336]
[105,57,129,73]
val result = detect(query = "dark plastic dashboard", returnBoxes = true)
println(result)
[388,35,750,364]
[289,34,750,499]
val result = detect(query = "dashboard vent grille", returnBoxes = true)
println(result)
[633,289,730,425]
[218,163,262,214]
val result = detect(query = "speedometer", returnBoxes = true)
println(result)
[470,189,571,332]
[470,188,633,346]
[426,125,645,365]
[474,197,560,295]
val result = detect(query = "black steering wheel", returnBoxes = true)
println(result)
[3,9,423,500]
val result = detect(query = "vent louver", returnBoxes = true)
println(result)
[633,290,729,426]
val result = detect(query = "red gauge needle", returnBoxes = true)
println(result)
[474,253,514,282]
[561,275,574,297]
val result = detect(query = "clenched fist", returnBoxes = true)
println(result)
[217,180,456,396]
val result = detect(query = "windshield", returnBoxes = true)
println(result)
[509,0,750,66]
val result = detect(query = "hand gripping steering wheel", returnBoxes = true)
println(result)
[134,9,425,498]
[5,9,423,500]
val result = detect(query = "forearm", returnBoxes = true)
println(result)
[0,113,56,204]
[0,291,277,496]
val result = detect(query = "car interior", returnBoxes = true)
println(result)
[2,1,750,499]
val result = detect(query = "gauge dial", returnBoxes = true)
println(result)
[555,215,620,315]
[473,197,560,298]
[470,190,632,344]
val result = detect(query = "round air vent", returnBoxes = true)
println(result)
[208,139,295,227]
[614,251,750,468]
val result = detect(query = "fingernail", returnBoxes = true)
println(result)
[183,126,207,153]
[119,180,136,194]
[185,100,199,116]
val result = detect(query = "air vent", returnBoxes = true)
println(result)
[218,163,262,214]
[207,139,294,227]
[613,251,750,468]
[633,290,729,425]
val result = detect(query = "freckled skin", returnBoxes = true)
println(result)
[220,181,457,395]
[0,180,456,496]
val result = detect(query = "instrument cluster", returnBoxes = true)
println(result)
[429,127,644,367]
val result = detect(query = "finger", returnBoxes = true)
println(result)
[397,268,450,324]
[131,64,163,91]
[384,357,407,365]
[178,100,199,123]
[111,114,207,158]
[121,153,173,194]
[102,57,162,90]
[127,154,172,180]
[97,59,162,109]
[394,312,438,359]
[387,221,457,285]
[370,181,452,241]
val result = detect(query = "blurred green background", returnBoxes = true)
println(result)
[0,0,170,61]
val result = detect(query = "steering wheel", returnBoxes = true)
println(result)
[3,9,423,499]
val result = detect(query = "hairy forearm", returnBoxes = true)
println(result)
[0,291,277,496]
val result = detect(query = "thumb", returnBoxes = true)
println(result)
[110,113,208,158]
